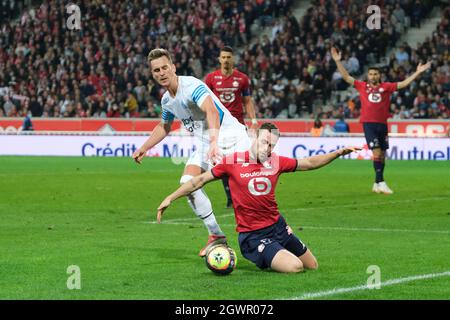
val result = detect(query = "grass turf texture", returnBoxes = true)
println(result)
[0,156,449,300]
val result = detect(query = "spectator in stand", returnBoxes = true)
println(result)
[107,103,121,118]
[141,100,159,118]
[124,92,139,118]
[333,115,349,133]
[22,114,33,131]
[310,118,324,137]
[395,46,410,65]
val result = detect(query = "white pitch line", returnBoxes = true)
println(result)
[284,270,450,300]
[149,196,448,224]
[300,225,450,235]
[289,196,449,212]
[149,213,235,223]
[145,220,450,235]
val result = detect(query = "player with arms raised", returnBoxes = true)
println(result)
[133,48,250,257]
[156,123,360,273]
[331,47,431,194]
[205,46,258,208]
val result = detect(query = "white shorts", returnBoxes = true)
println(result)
[185,131,251,171]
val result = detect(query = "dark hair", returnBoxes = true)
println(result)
[258,122,280,137]
[314,118,323,128]
[221,46,234,54]
[148,48,173,64]
[368,66,381,73]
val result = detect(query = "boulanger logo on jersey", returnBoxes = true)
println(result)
[248,177,272,196]
[368,92,382,103]
[219,92,236,103]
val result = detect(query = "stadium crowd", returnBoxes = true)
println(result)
[243,0,441,119]
[334,5,450,121]
[0,0,448,121]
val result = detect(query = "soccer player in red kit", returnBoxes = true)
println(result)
[157,123,360,273]
[331,47,431,194]
[205,46,258,208]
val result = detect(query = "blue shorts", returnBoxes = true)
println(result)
[363,122,389,150]
[238,215,308,270]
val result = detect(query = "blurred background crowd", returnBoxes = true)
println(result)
[0,0,448,121]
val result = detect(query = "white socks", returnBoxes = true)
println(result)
[180,175,224,236]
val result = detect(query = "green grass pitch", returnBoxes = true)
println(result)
[0,156,449,299]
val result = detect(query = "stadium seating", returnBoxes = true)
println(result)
[0,0,447,121]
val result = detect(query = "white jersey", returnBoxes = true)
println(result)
[160,76,247,148]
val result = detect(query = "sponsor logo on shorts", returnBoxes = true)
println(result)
[258,244,265,252]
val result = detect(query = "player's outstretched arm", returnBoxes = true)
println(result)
[200,96,221,163]
[132,122,171,164]
[296,147,361,171]
[397,61,431,89]
[243,96,258,131]
[331,47,355,85]
[157,171,217,223]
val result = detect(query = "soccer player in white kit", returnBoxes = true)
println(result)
[132,48,250,257]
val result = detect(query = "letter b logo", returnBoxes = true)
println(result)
[248,177,272,196]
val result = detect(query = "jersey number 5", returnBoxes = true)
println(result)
[248,177,272,196]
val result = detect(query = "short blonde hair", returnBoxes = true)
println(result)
[148,48,173,64]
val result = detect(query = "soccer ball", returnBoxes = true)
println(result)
[205,244,237,275]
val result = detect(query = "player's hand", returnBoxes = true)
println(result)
[416,61,431,73]
[157,197,171,223]
[336,146,362,156]
[207,141,222,165]
[331,47,341,61]
[132,147,146,164]
[249,121,258,132]
[248,128,257,140]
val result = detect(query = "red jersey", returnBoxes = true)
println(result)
[211,151,298,233]
[354,80,397,124]
[204,69,251,125]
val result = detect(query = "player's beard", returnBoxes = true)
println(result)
[223,64,232,74]
[258,151,271,163]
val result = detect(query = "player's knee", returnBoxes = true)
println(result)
[288,259,304,273]
[307,259,319,270]
[180,175,194,185]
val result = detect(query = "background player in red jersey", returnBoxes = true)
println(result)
[205,46,258,208]
[331,47,431,194]
[156,123,360,273]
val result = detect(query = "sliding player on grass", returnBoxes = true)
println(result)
[157,123,360,273]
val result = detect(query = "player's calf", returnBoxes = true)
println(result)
[299,249,318,270]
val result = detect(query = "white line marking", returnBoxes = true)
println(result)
[144,220,450,234]
[144,196,450,234]
[300,225,450,234]
[150,213,235,223]
[149,196,448,223]
[284,271,450,300]
[289,196,449,212]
